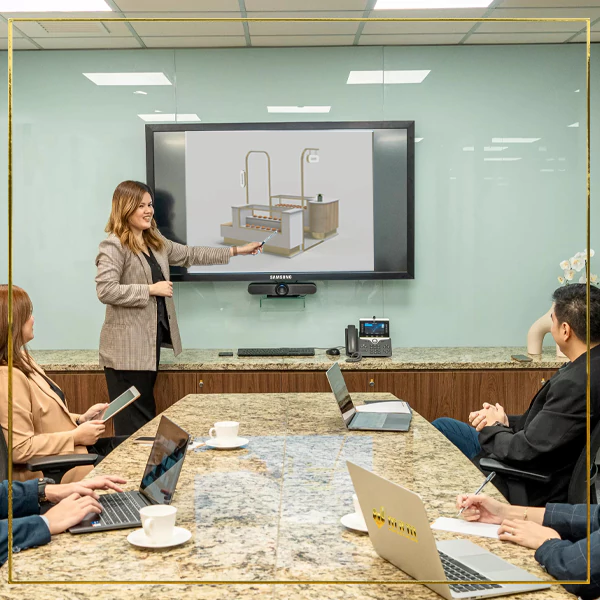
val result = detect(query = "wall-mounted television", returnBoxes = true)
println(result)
[146,121,414,282]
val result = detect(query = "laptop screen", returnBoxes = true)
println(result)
[139,416,190,505]
[326,363,356,425]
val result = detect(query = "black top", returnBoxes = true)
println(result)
[143,249,172,341]
[40,373,67,408]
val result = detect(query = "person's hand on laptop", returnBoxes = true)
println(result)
[43,493,103,535]
[498,519,561,550]
[73,420,105,445]
[456,493,507,524]
[45,475,127,503]
[79,403,110,423]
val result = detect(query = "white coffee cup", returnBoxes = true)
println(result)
[353,493,366,525]
[209,421,239,441]
[140,504,177,544]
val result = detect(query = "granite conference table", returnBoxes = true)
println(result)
[4,393,572,600]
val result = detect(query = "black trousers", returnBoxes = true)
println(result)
[87,435,128,465]
[104,321,166,437]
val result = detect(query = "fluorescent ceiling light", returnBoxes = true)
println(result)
[575,89,580,93]
[267,106,331,113]
[484,157,521,162]
[0,0,111,10]
[484,146,508,151]
[347,70,430,85]
[138,114,201,122]
[133,90,147,95]
[491,138,540,144]
[568,122,579,128]
[374,0,492,7]
[415,138,423,142]
[83,72,172,86]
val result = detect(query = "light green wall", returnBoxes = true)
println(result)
[0,44,596,350]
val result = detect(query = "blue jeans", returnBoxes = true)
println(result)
[431,417,481,460]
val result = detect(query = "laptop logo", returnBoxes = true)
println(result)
[373,506,418,542]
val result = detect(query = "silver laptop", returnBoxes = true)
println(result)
[347,462,550,599]
[326,362,412,431]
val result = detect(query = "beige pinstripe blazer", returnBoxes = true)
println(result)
[95,233,230,371]
[0,361,91,483]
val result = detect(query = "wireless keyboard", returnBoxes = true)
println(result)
[238,347,315,357]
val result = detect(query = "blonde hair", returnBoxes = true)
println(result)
[105,180,164,254]
[0,285,35,376]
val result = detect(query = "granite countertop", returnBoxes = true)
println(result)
[30,347,565,372]
[4,392,571,599]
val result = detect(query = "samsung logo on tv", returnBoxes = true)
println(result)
[270,275,292,280]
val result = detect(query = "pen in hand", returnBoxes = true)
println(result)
[457,472,496,517]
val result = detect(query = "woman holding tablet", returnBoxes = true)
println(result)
[96,180,261,436]
[0,286,125,483]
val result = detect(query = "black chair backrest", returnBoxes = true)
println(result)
[0,431,8,482]
[568,417,600,504]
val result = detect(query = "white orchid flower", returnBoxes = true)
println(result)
[559,259,571,270]
[558,276,565,284]
[565,269,575,281]
[581,249,595,260]
[570,257,585,272]
[591,274,599,284]
[579,276,587,284]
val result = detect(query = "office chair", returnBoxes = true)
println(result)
[0,431,97,484]
[480,418,600,506]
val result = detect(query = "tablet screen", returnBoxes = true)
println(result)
[102,387,139,421]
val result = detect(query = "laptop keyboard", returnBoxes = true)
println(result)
[439,551,503,594]
[97,493,149,526]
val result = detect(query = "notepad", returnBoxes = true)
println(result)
[431,517,500,539]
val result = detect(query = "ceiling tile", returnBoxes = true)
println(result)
[0,37,36,50]
[569,30,600,41]
[498,0,600,7]
[247,12,362,35]
[125,12,245,36]
[466,31,575,43]
[14,20,131,37]
[363,8,488,34]
[0,20,22,36]
[32,36,141,49]
[114,0,241,10]
[479,8,597,32]
[251,34,356,46]
[142,35,247,47]
[245,0,368,10]
[359,33,465,44]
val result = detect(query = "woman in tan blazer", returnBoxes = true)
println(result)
[96,180,261,436]
[0,285,125,483]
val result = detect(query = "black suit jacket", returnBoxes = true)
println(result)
[477,345,600,506]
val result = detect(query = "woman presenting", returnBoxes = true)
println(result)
[96,180,261,436]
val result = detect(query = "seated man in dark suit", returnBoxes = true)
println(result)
[0,475,125,565]
[433,284,600,506]
[456,493,599,600]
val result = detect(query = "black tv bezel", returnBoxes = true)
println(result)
[146,120,415,282]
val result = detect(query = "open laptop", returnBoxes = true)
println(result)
[326,362,412,431]
[69,416,190,534]
[347,462,550,599]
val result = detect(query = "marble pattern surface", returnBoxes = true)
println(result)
[29,347,564,372]
[2,393,572,599]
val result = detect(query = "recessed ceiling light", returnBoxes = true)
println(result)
[154,110,162,113]
[484,157,521,161]
[575,89,580,93]
[138,113,201,122]
[267,106,331,113]
[347,70,430,85]
[484,146,508,151]
[83,72,172,86]
[0,0,111,10]
[568,122,579,128]
[374,0,492,8]
[133,90,147,95]
[491,138,540,143]
[415,138,423,142]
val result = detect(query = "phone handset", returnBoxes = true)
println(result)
[345,325,362,363]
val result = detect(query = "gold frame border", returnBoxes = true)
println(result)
[6,16,592,590]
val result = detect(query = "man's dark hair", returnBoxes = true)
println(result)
[552,283,600,343]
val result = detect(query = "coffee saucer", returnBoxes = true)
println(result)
[127,526,192,549]
[340,513,368,533]
[205,437,249,450]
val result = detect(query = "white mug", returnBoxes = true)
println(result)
[353,493,366,525]
[140,504,177,543]
[209,421,239,441]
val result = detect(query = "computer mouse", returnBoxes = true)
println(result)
[326,348,341,356]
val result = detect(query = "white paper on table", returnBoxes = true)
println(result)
[431,517,500,539]
[356,401,410,414]
[187,440,205,451]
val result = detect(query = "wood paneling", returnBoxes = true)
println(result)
[155,372,198,414]
[197,372,282,394]
[281,370,366,393]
